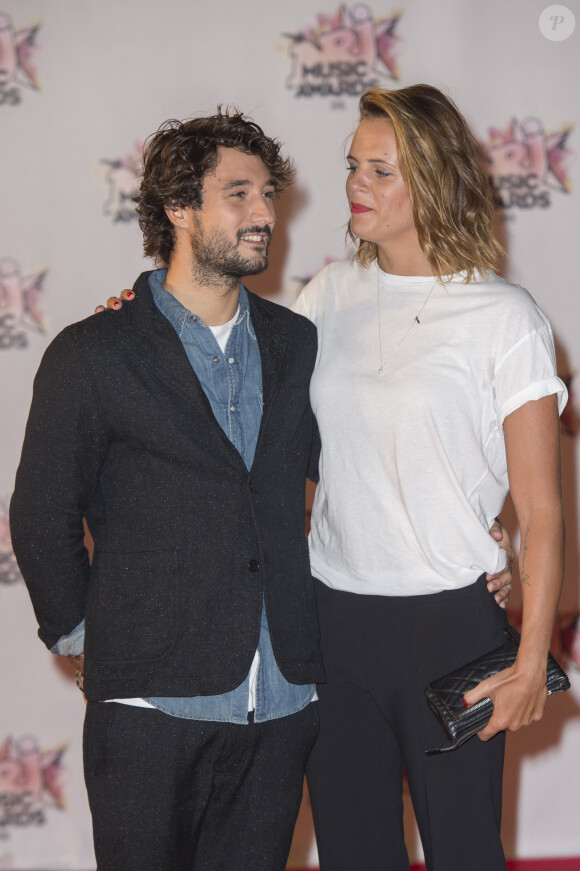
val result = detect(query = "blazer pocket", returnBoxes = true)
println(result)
[86,548,178,663]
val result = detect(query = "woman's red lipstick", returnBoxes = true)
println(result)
[350,203,372,214]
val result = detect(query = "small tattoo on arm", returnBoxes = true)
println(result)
[521,525,532,587]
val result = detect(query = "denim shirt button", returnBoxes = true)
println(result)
[228,357,235,364]
[248,559,260,572]
[213,355,220,363]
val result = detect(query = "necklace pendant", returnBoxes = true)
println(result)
[378,366,384,376]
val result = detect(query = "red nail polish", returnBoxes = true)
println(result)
[126,291,134,298]
[463,700,468,708]
[113,302,121,309]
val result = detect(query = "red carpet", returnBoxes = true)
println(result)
[410,863,580,871]
[458,863,579,871]
[413,863,579,871]
[503,863,580,871]
[37,863,564,870]
[291,862,580,871]
[18,863,580,871]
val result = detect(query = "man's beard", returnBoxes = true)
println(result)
[191,218,271,287]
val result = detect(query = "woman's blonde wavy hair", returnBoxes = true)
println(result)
[350,85,502,282]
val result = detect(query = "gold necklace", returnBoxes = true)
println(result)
[376,263,438,375]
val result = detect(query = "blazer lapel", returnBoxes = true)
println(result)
[248,292,289,446]
[126,276,241,460]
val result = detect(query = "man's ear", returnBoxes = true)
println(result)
[164,204,190,229]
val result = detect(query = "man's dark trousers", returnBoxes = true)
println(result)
[84,702,319,871]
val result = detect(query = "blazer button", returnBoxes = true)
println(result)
[248,559,260,572]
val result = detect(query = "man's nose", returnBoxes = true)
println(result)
[251,196,275,226]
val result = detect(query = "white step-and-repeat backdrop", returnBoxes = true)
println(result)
[1,1,579,867]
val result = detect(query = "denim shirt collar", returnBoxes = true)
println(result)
[148,268,250,335]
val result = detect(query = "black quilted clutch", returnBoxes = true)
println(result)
[424,626,570,755]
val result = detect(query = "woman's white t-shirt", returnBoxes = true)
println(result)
[293,261,567,597]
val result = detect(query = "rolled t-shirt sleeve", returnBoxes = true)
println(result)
[495,318,567,425]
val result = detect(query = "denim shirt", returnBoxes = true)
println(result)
[149,272,263,470]
[54,269,315,724]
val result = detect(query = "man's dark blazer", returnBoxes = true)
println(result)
[10,273,325,701]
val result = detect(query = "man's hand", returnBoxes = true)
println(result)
[486,519,513,608]
[67,653,85,692]
[94,289,135,314]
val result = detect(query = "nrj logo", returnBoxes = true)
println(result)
[284,4,401,100]
[101,143,143,223]
[0,498,20,587]
[0,258,48,350]
[482,117,573,210]
[0,13,41,106]
[0,736,67,829]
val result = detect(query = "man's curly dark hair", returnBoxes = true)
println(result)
[134,108,295,265]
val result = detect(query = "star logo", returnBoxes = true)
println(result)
[0,258,49,350]
[101,143,143,223]
[284,5,402,100]
[0,735,67,817]
[0,13,41,105]
[482,117,573,210]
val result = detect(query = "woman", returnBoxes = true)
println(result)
[293,85,566,871]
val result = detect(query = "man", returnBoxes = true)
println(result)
[10,109,324,871]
